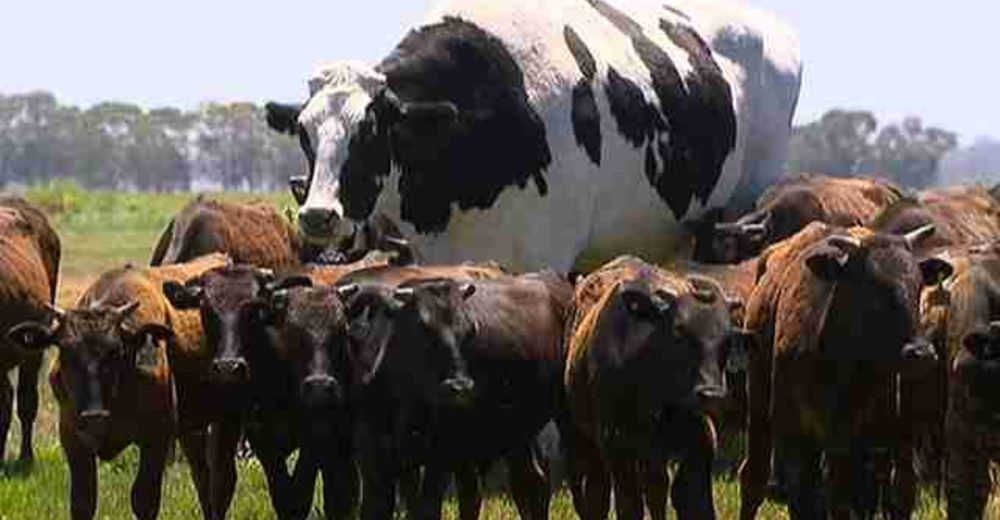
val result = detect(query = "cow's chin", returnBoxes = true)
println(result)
[300,220,357,249]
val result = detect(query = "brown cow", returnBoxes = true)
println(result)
[5,254,227,520]
[565,256,746,520]
[150,196,303,268]
[737,223,952,519]
[0,196,60,464]
[694,173,903,264]
[907,243,1000,517]
[871,185,1000,253]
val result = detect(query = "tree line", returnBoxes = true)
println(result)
[0,91,303,192]
[0,91,989,192]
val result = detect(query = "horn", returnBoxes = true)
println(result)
[741,222,768,235]
[903,224,936,249]
[337,284,360,300]
[687,276,721,303]
[714,222,741,233]
[828,235,863,254]
[44,302,66,320]
[393,287,415,303]
[114,300,140,318]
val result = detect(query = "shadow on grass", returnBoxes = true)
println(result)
[0,457,36,479]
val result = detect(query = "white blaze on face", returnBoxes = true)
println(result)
[296,61,385,243]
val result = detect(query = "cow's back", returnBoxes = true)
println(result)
[0,209,56,371]
[153,198,300,268]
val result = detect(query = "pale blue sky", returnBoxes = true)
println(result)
[1,1,997,140]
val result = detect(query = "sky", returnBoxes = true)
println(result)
[1,1,997,141]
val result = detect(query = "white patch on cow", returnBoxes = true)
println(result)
[299,0,802,272]
[297,61,384,237]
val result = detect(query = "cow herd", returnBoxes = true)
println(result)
[1,175,1000,519]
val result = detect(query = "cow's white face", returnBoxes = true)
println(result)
[296,62,385,245]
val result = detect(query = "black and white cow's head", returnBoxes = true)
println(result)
[266,18,552,248]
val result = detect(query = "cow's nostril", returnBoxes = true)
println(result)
[298,207,339,236]
[213,358,249,378]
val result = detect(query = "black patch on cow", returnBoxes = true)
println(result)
[604,68,664,148]
[564,26,602,166]
[351,16,551,234]
[586,0,737,218]
[340,106,392,221]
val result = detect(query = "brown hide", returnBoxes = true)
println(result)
[755,173,903,230]
[873,186,1000,253]
[150,197,301,268]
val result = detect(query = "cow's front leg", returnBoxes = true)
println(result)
[16,353,42,463]
[207,420,242,520]
[61,418,97,520]
[507,445,550,520]
[131,437,170,520]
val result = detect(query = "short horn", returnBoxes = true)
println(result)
[43,302,66,319]
[393,287,415,303]
[337,284,360,300]
[115,300,140,318]
[714,222,741,233]
[687,275,722,304]
[903,224,936,249]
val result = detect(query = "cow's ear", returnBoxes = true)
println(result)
[369,89,404,130]
[401,101,459,128]
[122,323,174,372]
[5,322,56,351]
[265,102,301,136]
[163,280,203,310]
[805,248,849,281]
[289,176,309,206]
[920,257,954,287]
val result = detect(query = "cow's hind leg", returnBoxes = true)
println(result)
[179,429,213,519]
[610,458,643,520]
[251,436,295,519]
[15,353,41,463]
[785,436,823,520]
[946,430,990,520]
[508,446,550,520]
[455,462,482,520]
[131,438,170,520]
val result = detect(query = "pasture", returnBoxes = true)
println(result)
[0,184,966,519]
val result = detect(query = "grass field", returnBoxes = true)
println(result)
[0,184,962,518]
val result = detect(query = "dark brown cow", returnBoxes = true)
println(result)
[694,174,903,264]
[150,196,303,268]
[6,254,227,520]
[737,223,952,519]
[343,270,570,520]
[906,243,1000,517]
[0,197,60,464]
[872,185,1000,254]
[565,256,746,520]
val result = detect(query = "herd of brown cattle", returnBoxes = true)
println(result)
[3,174,1000,519]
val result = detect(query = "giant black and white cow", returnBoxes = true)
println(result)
[266,0,802,273]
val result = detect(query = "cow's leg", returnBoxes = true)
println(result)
[508,445,550,520]
[0,371,12,463]
[321,441,359,520]
[784,436,822,520]
[946,428,990,520]
[608,458,641,520]
[454,462,482,520]
[579,441,611,520]
[131,438,170,520]
[359,432,398,520]
[179,429,213,519]
[849,443,879,519]
[417,462,451,520]
[61,420,97,520]
[207,420,242,520]
[825,447,854,520]
[642,460,669,520]
[250,435,296,519]
[15,353,41,463]
[288,451,319,520]
[672,420,717,520]
[890,379,917,520]
[738,336,773,520]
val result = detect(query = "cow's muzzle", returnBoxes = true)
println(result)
[298,206,341,244]
[441,376,476,408]
[212,357,250,384]
[900,339,938,375]
[301,374,343,409]
[77,409,112,447]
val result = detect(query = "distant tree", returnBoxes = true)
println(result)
[788,110,958,188]
[939,137,1000,186]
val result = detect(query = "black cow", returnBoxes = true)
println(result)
[342,272,572,520]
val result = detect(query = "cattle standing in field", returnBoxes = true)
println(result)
[342,270,571,520]
[150,197,305,268]
[871,185,1000,254]
[737,223,953,519]
[905,244,1000,518]
[265,0,801,273]
[694,173,904,264]
[565,255,746,520]
[5,254,227,520]
[161,262,504,519]
[0,197,60,464]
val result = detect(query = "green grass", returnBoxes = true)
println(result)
[0,185,982,518]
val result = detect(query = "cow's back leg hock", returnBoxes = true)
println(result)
[16,352,41,463]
